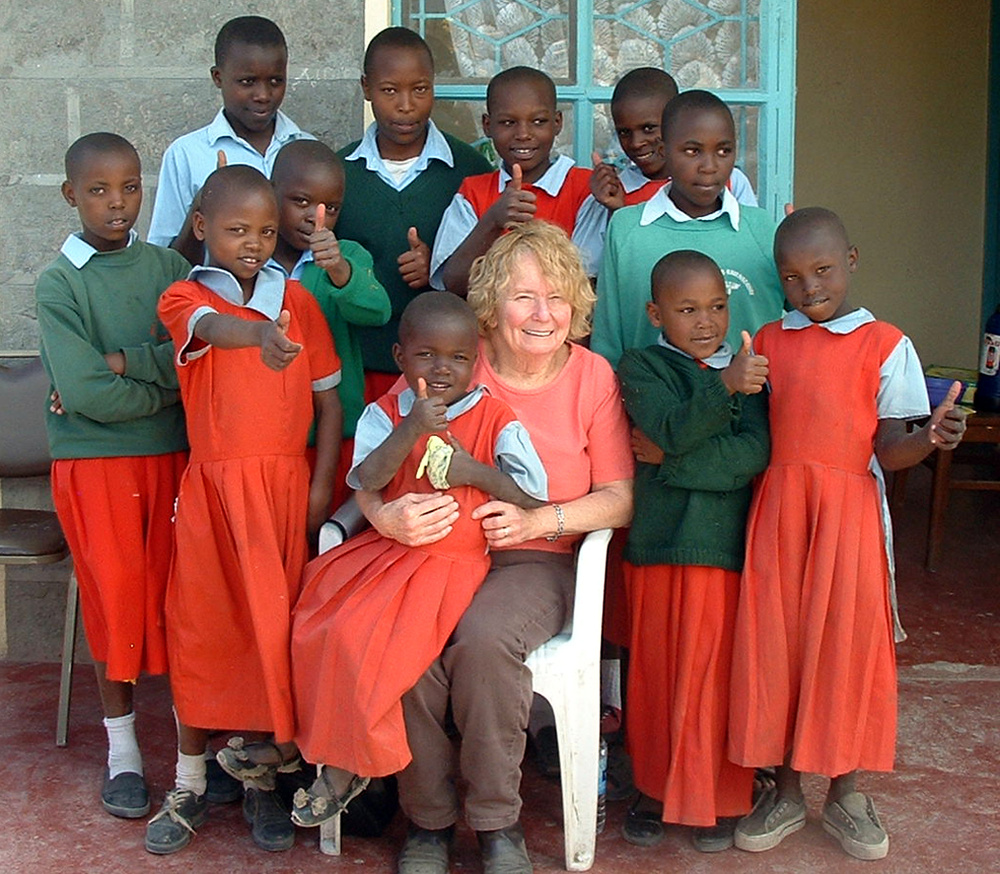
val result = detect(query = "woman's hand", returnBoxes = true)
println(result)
[360,490,460,547]
[472,500,539,548]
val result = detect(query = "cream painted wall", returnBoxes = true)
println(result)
[794,0,990,368]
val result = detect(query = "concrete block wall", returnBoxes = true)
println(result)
[0,0,366,661]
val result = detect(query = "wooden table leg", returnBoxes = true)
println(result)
[926,447,952,571]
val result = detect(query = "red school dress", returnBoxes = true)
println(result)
[729,309,929,777]
[157,267,340,741]
[291,386,546,777]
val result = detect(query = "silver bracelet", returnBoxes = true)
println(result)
[545,503,565,542]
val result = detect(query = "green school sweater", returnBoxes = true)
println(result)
[35,239,190,459]
[337,132,492,373]
[593,204,785,369]
[618,344,770,571]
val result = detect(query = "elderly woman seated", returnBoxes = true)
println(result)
[357,221,634,874]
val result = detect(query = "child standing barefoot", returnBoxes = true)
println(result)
[617,251,770,852]
[729,207,967,861]
[289,292,547,829]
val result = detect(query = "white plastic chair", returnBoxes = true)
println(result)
[315,501,611,871]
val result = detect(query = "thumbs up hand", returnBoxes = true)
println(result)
[927,380,967,449]
[310,203,352,287]
[720,330,769,395]
[259,309,303,371]
[407,377,448,433]
[589,151,625,212]
[397,225,431,289]
[486,163,537,231]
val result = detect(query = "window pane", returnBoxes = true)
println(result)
[401,0,575,85]
[592,0,760,89]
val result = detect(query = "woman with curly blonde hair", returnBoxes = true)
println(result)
[358,221,633,873]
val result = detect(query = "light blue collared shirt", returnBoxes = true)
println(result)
[348,384,548,500]
[640,182,741,231]
[345,119,456,192]
[267,249,314,281]
[148,109,313,247]
[60,229,139,268]
[430,154,608,285]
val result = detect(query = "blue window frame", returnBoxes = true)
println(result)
[393,0,796,215]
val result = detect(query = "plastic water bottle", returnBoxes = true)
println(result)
[974,306,1000,412]
[596,737,608,834]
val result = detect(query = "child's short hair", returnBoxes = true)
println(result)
[398,292,478,345]
[486,66,556,113]
[199,165,275,217]
[363,26,434,77]
[64,132,139,180]
[271,140,343,187]
[651,249,723,299]
[661,89,732,140]
[774,207,850,259]
[214,15,286,67]
[467,221,594,341]
[611,67,678,108]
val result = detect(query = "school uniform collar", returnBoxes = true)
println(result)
[640,182,740,230]
[189,264,285,319]
[497,154,575,196]
[657,334,734,369]
[60,229,139,268]
[619,163,661,194]
[781,307,874,333]
[205,108,302,148]
[346,119,455,173]
[267,249,314,280]
[396,383,490,419]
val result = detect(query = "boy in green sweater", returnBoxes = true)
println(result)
[616,250,769,853]
[269,139,391,508]
[36,133,190,820]
[336,27,491,397]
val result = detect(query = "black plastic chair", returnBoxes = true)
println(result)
[0,354,78,745]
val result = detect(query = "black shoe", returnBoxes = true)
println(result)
[145,788,208,855]
[477,822,532,874]
[243,787,295,852]
[622,796,665,847]
[205,756,242,804]
[397,823,454,874]
[101,768,150,818]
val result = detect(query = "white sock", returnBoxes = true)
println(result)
[176,750,207,796]
[104,712,142,778]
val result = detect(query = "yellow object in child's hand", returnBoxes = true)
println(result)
[416,435,454,489]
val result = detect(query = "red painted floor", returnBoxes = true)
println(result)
[1,464,997,873]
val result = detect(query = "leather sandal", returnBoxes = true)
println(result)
[290,767,370,827]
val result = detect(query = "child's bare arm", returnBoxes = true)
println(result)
[444,433,545,509]
[308,388,343,541]
[194,309,302,371]
[354,378,447,491]
[442,164,536,296]
[876,381,967,471]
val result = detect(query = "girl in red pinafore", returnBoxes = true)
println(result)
[289,292,547,828]
[728,208,967,862]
